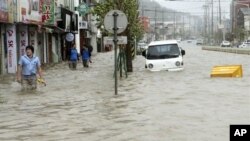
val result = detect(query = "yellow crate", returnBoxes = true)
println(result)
[210,65,243,78]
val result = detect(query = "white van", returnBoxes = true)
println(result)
[142,40,185,71]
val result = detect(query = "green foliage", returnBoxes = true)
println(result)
[93,0,144,72]
[235,27,246,41]
[92,0,144,40]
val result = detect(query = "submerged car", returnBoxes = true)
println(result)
[220,41,231,47]
[142,40,185,71]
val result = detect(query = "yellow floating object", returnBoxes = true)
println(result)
[211,65,243,78]
[37,78,46,86]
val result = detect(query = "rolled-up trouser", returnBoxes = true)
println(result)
[69,61,77,69]
[22,75,37,90]
[83,59,89,67]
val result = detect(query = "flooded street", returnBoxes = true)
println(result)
[0,43,250,141]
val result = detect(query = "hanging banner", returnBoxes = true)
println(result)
[42,0,55,25]
[6,25,17,73]
[19,25,28,56]
[20,0,42,24]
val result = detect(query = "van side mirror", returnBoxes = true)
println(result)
[142,50,146,58]
[181,50,185,56]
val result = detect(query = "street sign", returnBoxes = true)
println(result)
[77,3,90,15]
[104,10,128,34]
[104,36,127,45]
[66,33,74,42]
[218,24,224,29]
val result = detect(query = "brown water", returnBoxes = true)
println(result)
[0,43,250,141]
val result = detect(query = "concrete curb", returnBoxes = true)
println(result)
[202,46,250,55]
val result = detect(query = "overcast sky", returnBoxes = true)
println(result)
[153,0,231,18]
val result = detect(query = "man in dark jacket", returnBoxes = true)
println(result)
[87,44,93,63]
[69,44,78,70]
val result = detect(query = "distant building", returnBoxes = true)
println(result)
[139,16,150,32]
[231,0,250,33]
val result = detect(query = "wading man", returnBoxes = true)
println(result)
[17,45,43,90]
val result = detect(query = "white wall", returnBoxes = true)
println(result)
[90,15,98,55]
[52,35,59,63]
[74,0,80,53]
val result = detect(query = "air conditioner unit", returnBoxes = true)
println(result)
[79,21,88,29]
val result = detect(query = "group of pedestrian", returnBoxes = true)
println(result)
[68,43,93,70]
[16,43,94,91]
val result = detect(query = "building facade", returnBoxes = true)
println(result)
[0,0,98,75]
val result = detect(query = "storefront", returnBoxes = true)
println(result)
[57,7,78,60]
[0,0,17,75]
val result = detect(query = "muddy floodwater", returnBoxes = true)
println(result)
[0,43,250,141]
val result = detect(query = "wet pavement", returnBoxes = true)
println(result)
[0,42,250,141]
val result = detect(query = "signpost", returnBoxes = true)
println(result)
[77,3,90,15]
[104,36,127,45]
[66,33,75,42]
[104,10,128,95]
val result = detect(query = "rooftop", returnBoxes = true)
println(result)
[149,40,178,46]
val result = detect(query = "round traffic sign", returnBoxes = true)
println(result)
[104,10,128,34]
[66,33,74,42]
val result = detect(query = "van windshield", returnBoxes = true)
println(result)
[147,44,180,60]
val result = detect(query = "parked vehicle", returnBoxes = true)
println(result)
[220,41,231,47]
[176,38,182,43]
[196,39,204,45]
[142,40,185,71]
[239,42,250,48]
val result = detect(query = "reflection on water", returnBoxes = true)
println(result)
[0,44,250,141]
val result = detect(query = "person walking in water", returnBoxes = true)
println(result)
[69,44,78,70]
[87,44,93,63]
[17,45,43,90]
[81,46,90,67]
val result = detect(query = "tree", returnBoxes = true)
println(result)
[235,27,246,41]
[92,0,144,72]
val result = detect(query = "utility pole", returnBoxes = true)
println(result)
[154,7,157,40]
[219,0,221,24]
[113,0,118,95]
[183,15,184,39]
[211,0,214,42]
[203,4,208,38]
[142,4,144,17]
[189,14,191,37]
[218,0,223,42]
[162,9,164,40]
[174,11,176,39]
[207,4,210,43]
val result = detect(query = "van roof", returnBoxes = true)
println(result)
[148,40,178,46]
